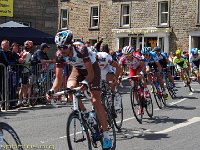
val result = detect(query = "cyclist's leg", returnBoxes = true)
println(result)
[67,68,86,112]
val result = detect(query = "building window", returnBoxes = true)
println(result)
[121,4,130,27]
[90,6,99,28]
[198,0,200,23]
[158,1,169,26]
[60,9,68,29]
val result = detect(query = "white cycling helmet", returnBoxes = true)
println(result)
[55,30,73,46]
[122,46,134,55]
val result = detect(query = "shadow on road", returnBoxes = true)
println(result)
[174,96,198,99]
[116,127,169,141]
[165,105,196,110]
[145,116,187,124]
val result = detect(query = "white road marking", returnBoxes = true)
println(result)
[155,117,200,134]
[40,96,194,143]
[168,98,187,106]
[189,92,193,95]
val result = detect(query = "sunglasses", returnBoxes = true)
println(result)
[58,45,71,50]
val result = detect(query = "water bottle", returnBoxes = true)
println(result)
[88,111,97,126]
[0,130,3,148]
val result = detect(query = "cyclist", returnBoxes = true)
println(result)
[119,46,150,114]
[173,49,190,87]
[189,48,200,84]
[152,46,176,89]
[141,47,168,98]
[96,51,123,110]
[46,30,112,149]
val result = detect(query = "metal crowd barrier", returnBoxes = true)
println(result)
[0,63,9,111]
[0,62,72,111]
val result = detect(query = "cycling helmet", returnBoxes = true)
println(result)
[191,48,198,55]
[175,49,181,55]
[122,46,134,54]
[133,51,142,59]
[55,30,73,46]
[141,47,151,55]
[153,46,161,52]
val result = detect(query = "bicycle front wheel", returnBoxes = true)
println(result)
[130,87,142,124]
[0,122,23,150]
[145,97,153,118]
[66,111,92,150]
[113,94,123,131]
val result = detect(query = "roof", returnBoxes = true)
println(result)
[0,21,28,28]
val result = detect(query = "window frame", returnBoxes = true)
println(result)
[158,0,170,27]
[120,4,130,27]
[60,9,69,30]
[89,5,100,30]
[197,0,200,25]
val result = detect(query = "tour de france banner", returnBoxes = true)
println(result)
[0,0,13,17]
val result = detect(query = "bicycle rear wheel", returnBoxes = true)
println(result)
[130,87,142,124]
[66,111,92,150]
[0,122,23,150]
[154,93,163,109]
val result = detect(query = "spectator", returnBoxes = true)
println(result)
[168,51,175,76]
[18,40,33,106]
[32,43,55,65]
[116,49,123,61]
[94,37,103,52]
[0,40,23,109]
[183,50,189,61]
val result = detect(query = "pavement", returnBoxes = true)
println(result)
[0,81,200,150]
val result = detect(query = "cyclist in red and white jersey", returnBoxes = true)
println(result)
[119,46,150,98]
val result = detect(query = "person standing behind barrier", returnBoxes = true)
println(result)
[10,42,24,100]
[0,40,23,109]
[17,40,33,106]
[168,51,175,76]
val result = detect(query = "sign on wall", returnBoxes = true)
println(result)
[0,0,13,17]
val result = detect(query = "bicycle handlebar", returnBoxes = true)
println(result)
[53,87,91,99]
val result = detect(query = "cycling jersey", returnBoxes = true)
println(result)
[189,53,200,69]
[157,52,168,68]
[119,53,141,69]
[143,52,159,70]
[97,52,116,80]
[97,52,113,69]
[56,46,96,69]
[173,56,188,68]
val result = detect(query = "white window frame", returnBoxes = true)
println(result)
[197,0,200,24]
[120,4,130,27]
[90,5,100,28]
[158,1,169,26]
[60,9,68,29]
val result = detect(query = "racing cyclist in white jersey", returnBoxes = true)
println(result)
[96,51,123,110]
[46,30,113,149]
[189,48,200,84]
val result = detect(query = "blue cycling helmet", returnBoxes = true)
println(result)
[55,30,73,46]
[191,48,198,55]
[141,47,151,55]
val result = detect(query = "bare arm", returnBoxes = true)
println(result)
[51,67,63,92]
[84,61,94,83]
[111,60,123,78]
[156,62,162,72]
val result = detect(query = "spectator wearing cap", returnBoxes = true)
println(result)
[32,43,55,65]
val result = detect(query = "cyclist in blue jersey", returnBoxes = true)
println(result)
[152,47,176,88]
[141,47,168,98]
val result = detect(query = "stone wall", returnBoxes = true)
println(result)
[59,0,200,52]
[0,0,58,36]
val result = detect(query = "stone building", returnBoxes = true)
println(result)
[0,0,58,37]
[59,0,200,53]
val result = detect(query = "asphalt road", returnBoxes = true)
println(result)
[0,81,200,150]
